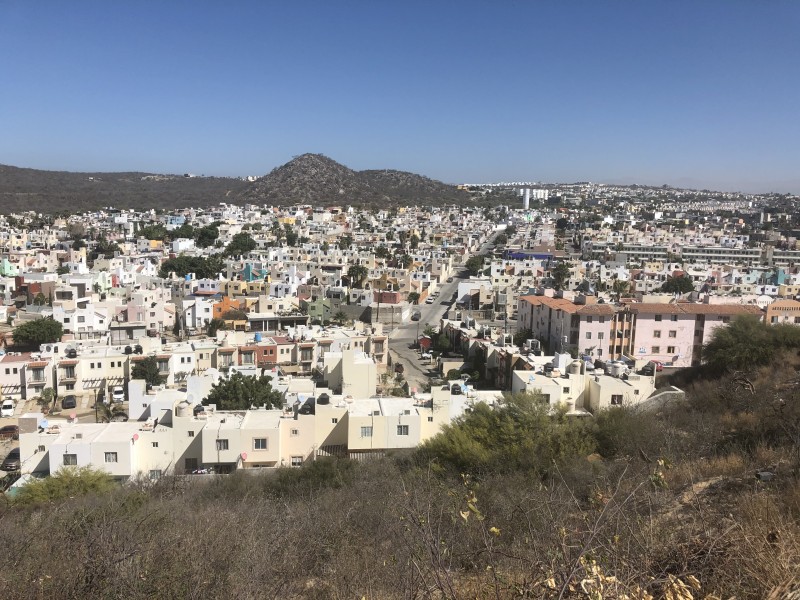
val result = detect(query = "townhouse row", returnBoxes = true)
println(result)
[0,326,389,402]
[18,382,478,479]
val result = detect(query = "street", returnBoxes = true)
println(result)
[387,229,503,392]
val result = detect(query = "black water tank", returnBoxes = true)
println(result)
[134,345,143,354]
[124,346,133,355]
[66,348,77,359]
[317,393,330,405]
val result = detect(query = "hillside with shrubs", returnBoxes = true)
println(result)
[2,316,800,598]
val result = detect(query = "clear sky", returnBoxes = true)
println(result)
[1,1,798,193]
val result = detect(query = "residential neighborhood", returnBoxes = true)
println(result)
[2,183,800,484]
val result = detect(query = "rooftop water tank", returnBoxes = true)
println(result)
[317,393,330,405]
[567,360,582,375]
[176,400,192,418]
[254,332,262,342]
[610,361,626,378]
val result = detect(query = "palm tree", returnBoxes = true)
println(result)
[96,401,128,423]
[332,311,348,325]
[398,255,413,270]
[347,265,368,288]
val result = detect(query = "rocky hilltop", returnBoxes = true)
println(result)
[238,153,468,206]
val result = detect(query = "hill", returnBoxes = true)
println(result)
[0,164,248,214]
[0,155,470,214]
[237,153,469,206]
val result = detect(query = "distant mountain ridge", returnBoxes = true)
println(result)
[0,154,468,214]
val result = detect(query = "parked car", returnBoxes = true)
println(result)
[0,425,19,440]
[650,360,664,372]
[425,297,434,304]
[447,277,454,283]
[2,448,20,471]
[61,395,77,410]
[411,311,421,321]
[0,400,14,418]
[111,386,125,403]
[420,352,432,360]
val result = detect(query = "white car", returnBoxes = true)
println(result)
[425,297,434,304]
[420,352,432,360]
[111,386,125,403]
[0,400,14,418]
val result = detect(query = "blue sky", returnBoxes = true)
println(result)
[1,1,798,193]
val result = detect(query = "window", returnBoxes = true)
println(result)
[610,395,623,406]
[667,346,676,354]
[585,332,592,339]
[331,418,338,424]
[651,346,660,354]
[104,452,118,463]
[655,315,662,322]
[253,438,268,450]
[216,439,229,451]
[397,425,409,436]
[152,442,159,448]
[64,317,70,323]
[563,386,570,393]
[149,470,162,481]
[360,426,373,437]
[598,332,604,340]
[653,330,661,338]
[586,316,593,323]
[671,315,678,322]
[185,457,198,471]
[599,316,605,324]
[63,453,78,466]
[291,456,303,467]
[188,431,194,438]
[77,316,85,323]
[290,428,299,437]
[427,416,434,422]
[668,330,677,338]
[66,383,74,391]
[90,362,95,369]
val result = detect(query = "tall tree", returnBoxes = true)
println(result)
[12,318,63,348]
[551,262,571,290]
[202,372,283,410]
[225,233,257,257]
[347,265,368,288]
[131,357,166,387]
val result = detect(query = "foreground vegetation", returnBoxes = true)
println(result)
[3,319,800,598]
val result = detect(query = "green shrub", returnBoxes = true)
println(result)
[14,467,116,506]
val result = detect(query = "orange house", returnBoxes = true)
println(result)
[213,296,246,320]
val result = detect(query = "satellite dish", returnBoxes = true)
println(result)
[132,433,139,442]
[240,452,247,461]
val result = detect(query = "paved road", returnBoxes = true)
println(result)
[388,230,502,392]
